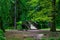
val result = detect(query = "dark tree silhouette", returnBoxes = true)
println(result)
[50,0,56,32]
[21,21,30,30]
[0,17,5,32]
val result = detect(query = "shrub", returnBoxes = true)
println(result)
[0,30,6,40]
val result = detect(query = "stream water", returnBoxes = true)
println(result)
[30,24,37,29]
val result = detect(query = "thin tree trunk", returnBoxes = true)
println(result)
[14,0,17,29]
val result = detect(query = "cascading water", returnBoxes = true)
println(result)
[30,23,37,29]
[27,21,37,30]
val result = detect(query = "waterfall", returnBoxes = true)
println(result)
[30,24,37,29]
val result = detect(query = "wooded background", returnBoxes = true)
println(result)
[0,0,60,32]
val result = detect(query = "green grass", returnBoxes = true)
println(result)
[24,38,34,40]
[40,28,60,31]
[6,37,60,40]
[41,38,60,40]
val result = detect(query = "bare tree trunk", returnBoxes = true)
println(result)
[14,0,17,29]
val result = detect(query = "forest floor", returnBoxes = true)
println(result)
[5,29,60,40]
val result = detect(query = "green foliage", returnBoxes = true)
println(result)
[16,21,22,30]
[0,30,5,40]
[0,0,60,29]
[25,0,53,22]
[0,0,12,28]
[56,0,60,27]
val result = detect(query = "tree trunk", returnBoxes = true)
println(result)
[0,17,5,32]
[50,0,56,32]
[14,0,17,29]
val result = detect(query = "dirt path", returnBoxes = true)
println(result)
[5,30,60,40]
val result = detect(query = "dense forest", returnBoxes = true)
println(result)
[0,0,60,40]
[0,0,60,32]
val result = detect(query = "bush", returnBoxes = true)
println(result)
[0,30,6,40]
[17,21,22,30]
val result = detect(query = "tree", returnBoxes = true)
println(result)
[17,0,53,29]
[14,0,17,29]
[0,0,58,30]
[56,0,60,28]
[0,17,5,32]
[50,0,56,32]
[0,0,11,29]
